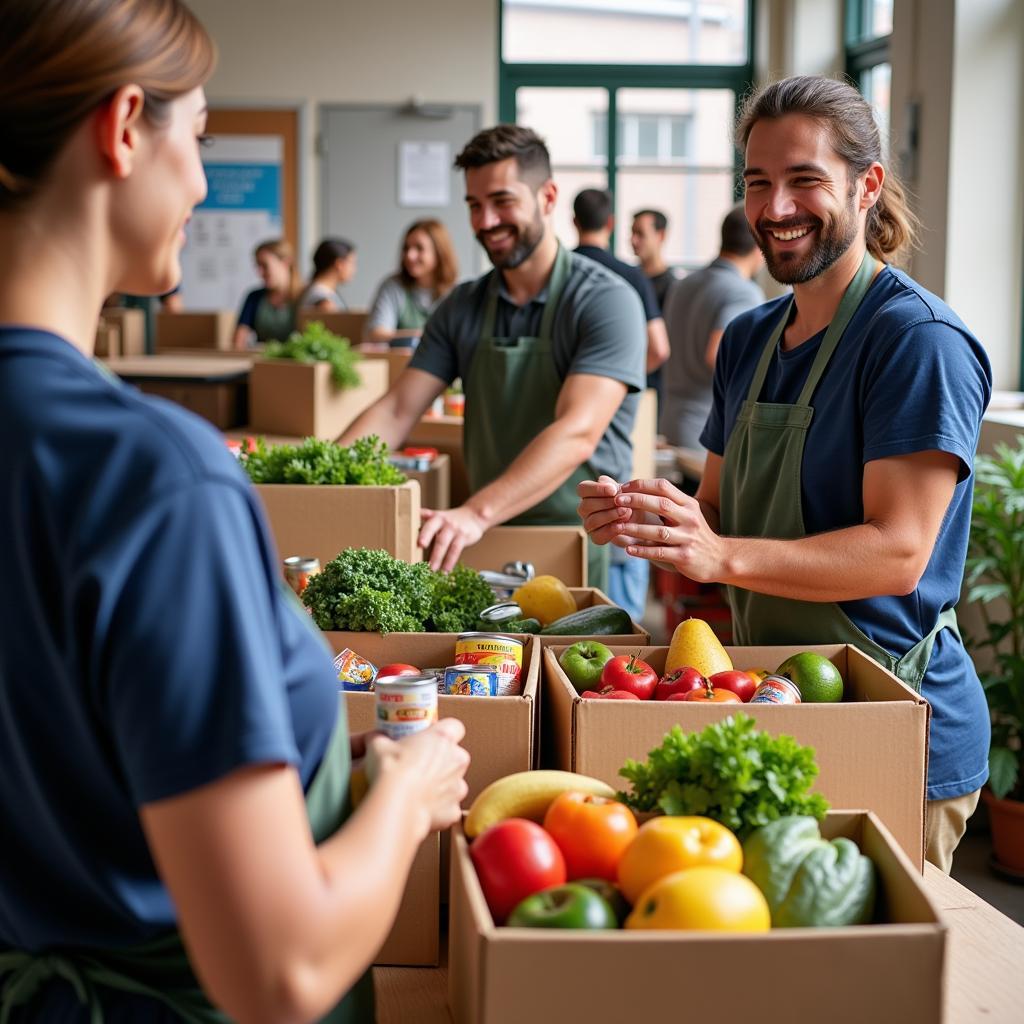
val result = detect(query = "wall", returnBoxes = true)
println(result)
[188,0,497,264]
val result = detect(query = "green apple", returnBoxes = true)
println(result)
[506,883,618,929]
[559,641,614,694]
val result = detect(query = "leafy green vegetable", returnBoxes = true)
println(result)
[264,320,362,388]
[239,435,406,486]
[302,548,497,634]
[618,713,829,839]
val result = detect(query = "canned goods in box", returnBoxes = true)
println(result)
[375,673,438,739]
[443,664,499,697]
[749,674,802,705]
[283,556,320,597]
[333,648,377,692]
[455,633,524,696]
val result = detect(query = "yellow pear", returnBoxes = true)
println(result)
[664,617,733,676]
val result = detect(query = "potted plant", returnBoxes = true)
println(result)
[965,436,1024,876]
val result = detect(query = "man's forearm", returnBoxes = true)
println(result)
[337,396,409,448]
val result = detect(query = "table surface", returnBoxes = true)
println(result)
[372,864,1024,1024]
[105,355,253,381]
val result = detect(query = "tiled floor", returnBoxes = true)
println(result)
[639,590,1024,928]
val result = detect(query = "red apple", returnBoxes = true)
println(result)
[707,669,758,703]
[654,666,706,700]
[376,663,421,679]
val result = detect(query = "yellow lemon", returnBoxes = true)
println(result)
[512,575,577,626]
[664,617,733,676]
[625,867,771,932]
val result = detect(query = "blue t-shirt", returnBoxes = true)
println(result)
[0,328,339,956]
[702,267,992,800]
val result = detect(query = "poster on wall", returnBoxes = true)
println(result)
[398,140,451,207]
[178,135,283,312]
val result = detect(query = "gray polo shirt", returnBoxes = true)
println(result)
[409,250,647,484]
[660,257,765,450]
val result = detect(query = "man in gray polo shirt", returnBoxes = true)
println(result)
[660,205,765,455]
[339,125,646,589]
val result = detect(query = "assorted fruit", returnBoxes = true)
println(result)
[464,756,876,934]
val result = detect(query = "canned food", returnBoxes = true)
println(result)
[443,391,465,417]
[375,673,439,739]
[283,556,320,597]
[443,664,499,697]
[455,633,524,696]
[749,674,802,705]
[333,648,377,692]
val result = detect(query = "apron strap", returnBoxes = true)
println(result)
[479,244,572,344]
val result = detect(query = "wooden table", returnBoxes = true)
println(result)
[373,864,1024,1023]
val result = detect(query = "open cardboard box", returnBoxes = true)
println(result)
[100,307,147,356]
[248,356,389,439]
[460,526,589,587]
[543,644,929,869]
[155,310,235,351]
[448,810,945,1024]
[256,479,422,564]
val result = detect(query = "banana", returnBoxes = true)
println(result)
[464,770,617,838]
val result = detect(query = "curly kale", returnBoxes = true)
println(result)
[302,548,496,634]
[264,320,362,388]
[239,435,406,486]
[618,713,829,839]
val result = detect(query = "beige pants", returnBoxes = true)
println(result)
[925,789,981,873]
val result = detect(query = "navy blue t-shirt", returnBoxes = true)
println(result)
[236,286,266,330]
[0,328,339,954]
[702,267,992,800]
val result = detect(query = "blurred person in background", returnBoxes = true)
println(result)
[297,236,357,312]
[232,237,300,348]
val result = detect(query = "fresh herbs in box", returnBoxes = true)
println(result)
[618,713,829,839]
[264,320,362,388]
[239,435,406,486]
[303,547,497,634]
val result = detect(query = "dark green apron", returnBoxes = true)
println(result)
[397,289,431,332]
[719,252,957,692]
[464,245,609,592]
[253,296,295,344]
[0,714,375,1024]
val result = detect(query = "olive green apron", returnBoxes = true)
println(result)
[396,289,431,333]
[253,295,295,343]
[719,252,958,692]
[0,713,375,1024]
[464,245,609,591]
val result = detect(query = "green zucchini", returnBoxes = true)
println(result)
[540,604,633,636]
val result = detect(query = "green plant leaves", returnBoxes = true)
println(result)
[264,320,362,388]
[238,435,406,486]
[989,746,1019,800]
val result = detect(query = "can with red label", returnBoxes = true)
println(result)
[455,633,524,696]
[749,674,802,705]
[374,673,438,739]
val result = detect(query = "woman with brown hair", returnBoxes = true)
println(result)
[365,218,458,345]
[298,237,358,312]
[232,237,301,348]
[0,2,469,1021]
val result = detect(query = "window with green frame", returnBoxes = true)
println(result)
[498,0,754,271]
[845,0,893,158]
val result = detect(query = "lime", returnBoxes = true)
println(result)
[775,652,844,703]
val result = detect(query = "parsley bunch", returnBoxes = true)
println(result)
[264,320,362,388]
[239,435,406,486]
[618,714,829,839]
[303,548,497,634]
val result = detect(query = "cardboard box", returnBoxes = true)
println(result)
[102,307,147,356]
[630,387,658,480]
[448,811,945,1024]
[107,355,250,429]
[404,453,451,510]
[543,643,929,869]
[336,634,540,804]
[256,479,421,564]
[460,526,589,587]
[374,833,440,966]
[94,320,120,359]
[296,309,369,343]
[248,357,389,439]
[408,416,468,505]
[155,310,236,352]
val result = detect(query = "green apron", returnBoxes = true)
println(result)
[253,295,295,343]
[719,251,958,692]
[464,245,609,591]
[397,289,431,332]
[0,713,375,1024]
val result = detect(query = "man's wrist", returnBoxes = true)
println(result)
[462,498,494,531]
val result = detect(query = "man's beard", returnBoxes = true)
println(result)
[754,194,859,285]
[477,207,545,270]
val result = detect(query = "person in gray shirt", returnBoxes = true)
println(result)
[339,126,646,588]
[661,205,765,452]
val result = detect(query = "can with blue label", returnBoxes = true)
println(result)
[443,664,499,697]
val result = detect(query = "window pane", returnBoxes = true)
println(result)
[861,62,891,162]
[670,117,689,159]
[516,87,609,250]
[617,87,734,167]
[636,116,660,160]
[503,0,749,66]
[615,168,736,269]
[869,0,893,37]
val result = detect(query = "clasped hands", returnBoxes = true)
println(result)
[577,475,725,583]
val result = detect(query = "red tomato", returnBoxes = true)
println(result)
[681,680,742,703]
[543,791,639,881]
[707,670,757,702]
[600,654,658,700]
[579,689,641,700]
[376,663,420,679]
[470,819,567,923]
[654,666,706,700]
